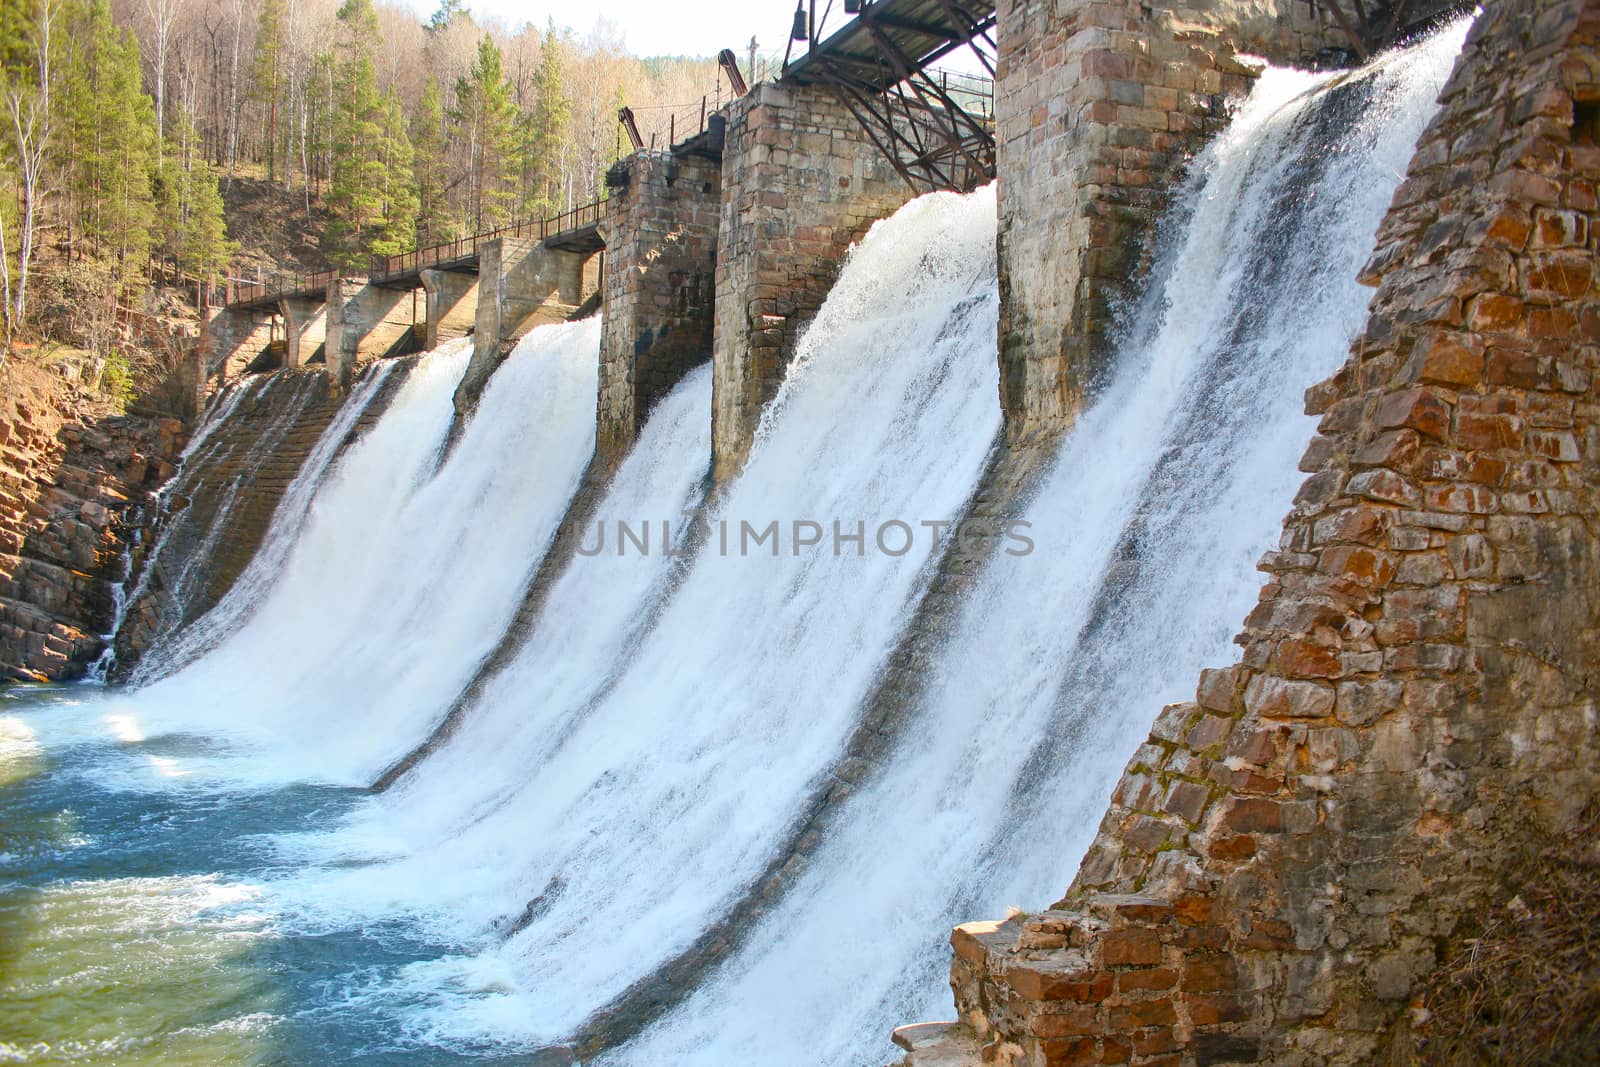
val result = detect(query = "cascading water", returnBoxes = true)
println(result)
[117,371,325,658]
[266,185,1006,1049]
[0,22,1468,1067]
[606,26,1467,1067]
[127,358,401,683]
[112,323,601,786]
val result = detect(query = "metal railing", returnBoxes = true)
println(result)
[621,91,733,153]
[922,66,995,121]
[542,197,607,238]
[231,268,336,307]
[226,198,609,308]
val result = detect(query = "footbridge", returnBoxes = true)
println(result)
[202,0,1455,482]
[209,200,609,394]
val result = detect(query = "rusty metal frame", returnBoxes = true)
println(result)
[801,0,998,194]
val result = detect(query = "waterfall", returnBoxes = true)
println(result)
[6,21,1473,1067]
[261,186,1004,1050]
[127,360,399,683]
[119,372,322,658]
[606,25,1466,1067]
[116,323,599,786]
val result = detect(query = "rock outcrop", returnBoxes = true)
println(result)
[0,366,185,682]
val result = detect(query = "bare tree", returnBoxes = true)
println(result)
[0,0,61,359]
[224,0,248,185]
[142,0,186,164]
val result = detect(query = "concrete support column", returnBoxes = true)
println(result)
[205,305,277,383]
[322,277,367,389]
[711,82,915,483]
[419,268,478,350]
[597,152,720,467]
[454,237,594,417]
[325,278,420,388]
[178,319,211,421]
[279,294,327,370]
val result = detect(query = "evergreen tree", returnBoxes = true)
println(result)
[427,0,470,32]
[521,25,570,218]
[335,0,381,59]
[324,50,385,270]
[371,89,416,258]
[452,33,518,232]
[323,0,390,270]
[66,0,158,291]
[411,75,453,246]
[156,113,235,284]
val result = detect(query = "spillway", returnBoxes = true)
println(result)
[0,22,1471,1067]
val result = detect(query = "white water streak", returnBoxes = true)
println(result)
[118,324,599,786]
[615,26,1466,1067]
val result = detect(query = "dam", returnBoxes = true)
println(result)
[1,1,1597,1065]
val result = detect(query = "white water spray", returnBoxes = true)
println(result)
[612,25,1466,1067]
[116,323,599,786]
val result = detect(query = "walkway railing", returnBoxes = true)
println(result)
[232,268,337,308]
[226,198,609,309]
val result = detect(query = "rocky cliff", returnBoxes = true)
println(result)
[0,364,185,682]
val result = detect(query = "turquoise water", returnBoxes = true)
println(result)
[0,687,528,1066]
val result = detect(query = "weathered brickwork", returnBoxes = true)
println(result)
[712,82,915,481]
[598,152,720,465]
[994,0,1272,437]
[912,2,1600,1063]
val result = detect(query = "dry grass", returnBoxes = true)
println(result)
[1406,807,1600,1066]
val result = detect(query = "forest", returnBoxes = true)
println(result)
[0,0,735,401]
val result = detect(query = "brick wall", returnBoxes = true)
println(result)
[993,0,1266,438]
[919,2,1600,1063]
[712,82,915,481]
[598,151,721,466]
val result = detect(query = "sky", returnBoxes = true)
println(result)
[405,0,800,58]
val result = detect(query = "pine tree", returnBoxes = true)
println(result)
[66,0,158,291]
[335,0,381,59]
[522,25,570,219]
[452,33,518,232]
[371,89,415,258]
[156,113,235,284]
[412,75,453,246]
[324,51,385,270]
[427,0,470,32]
[323,0,390,270]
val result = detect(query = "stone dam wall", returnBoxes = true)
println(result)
[0,0,1591,1062]
[904,1,1600,1064]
